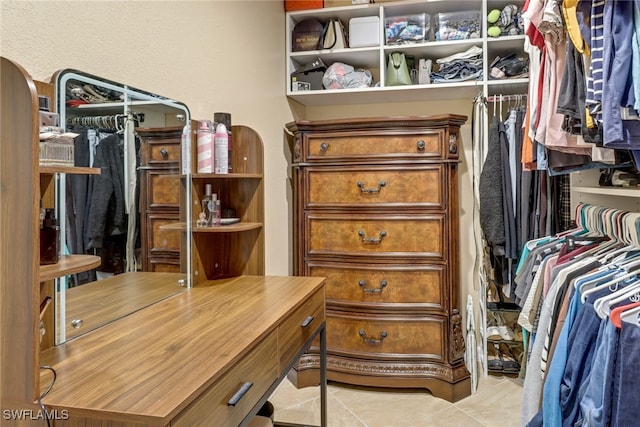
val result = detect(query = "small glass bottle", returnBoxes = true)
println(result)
[213,195,221,227]
[198,184,213,227]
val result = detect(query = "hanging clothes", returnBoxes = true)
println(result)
[517,205,640,427]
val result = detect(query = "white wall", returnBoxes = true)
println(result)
[1,0,478,312]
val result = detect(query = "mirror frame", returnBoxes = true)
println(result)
[54,69,193,343]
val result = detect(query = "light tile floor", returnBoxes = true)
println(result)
[269,374,522,427]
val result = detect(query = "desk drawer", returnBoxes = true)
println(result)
[306,214,445,259]
[306,262,445,311]
[278,287,325,371]
[326,312,445,361]
[305,166,444,209]
[172,333,278,427]
[304,130,444,161]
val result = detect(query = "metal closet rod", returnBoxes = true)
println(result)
[485,94,527,102]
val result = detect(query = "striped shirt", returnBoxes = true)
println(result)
[586,0,605,122]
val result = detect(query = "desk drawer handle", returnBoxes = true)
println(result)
[417,140,426,150]
[227,382,253,407]
[357,180,386,194]
[358,230,386,244]
[319,142,329,152]
[301,316,314,328]
[358,279,387,294]
[160,148,169,159]
[359,330,387,344]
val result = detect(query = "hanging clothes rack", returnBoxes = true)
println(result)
[485,94,527,103]
[67,112,144,131]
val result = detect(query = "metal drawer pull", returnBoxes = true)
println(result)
[358,230,387,244]
[160,148,169,159]
[417,140,425,150]
[357,180,386,193]
[301,315,314,328]
[358,279,387,294]
[359,330,388,344]
[320,142,329,152]
[227,382,253,407]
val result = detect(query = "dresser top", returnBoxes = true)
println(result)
[285,114,468,132]
[40,275,325,424]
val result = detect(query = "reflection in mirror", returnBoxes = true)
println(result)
[54,70,192,343]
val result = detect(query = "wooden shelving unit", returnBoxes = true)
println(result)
[187,125,265,286]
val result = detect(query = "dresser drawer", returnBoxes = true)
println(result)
[277,287,325,371]
[172,332,278,427]
[305,165,444,209]
[148,257,181,273]
[306,262,445,311]
[143,170,181,210]
[306,213,445,259]
[304,129,444,161]
[147,214,180,254]
[138,127,183,167]
[326,312,445,361]
[146,140,181,165]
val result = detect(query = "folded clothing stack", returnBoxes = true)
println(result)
[431,45,483,83]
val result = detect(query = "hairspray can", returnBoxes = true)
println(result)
[214,123,229,174]
[197,120,213,173]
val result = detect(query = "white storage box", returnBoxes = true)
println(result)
[349,16,380,47]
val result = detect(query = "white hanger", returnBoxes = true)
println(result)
[620,304,640,326]
[581,261,640,303]
[595,279,640,319]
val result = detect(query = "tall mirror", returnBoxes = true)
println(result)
[54,70,192,343]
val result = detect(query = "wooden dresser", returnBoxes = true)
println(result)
[137,126,183,273]
[286,115,470,402]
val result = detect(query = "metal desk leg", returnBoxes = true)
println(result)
[320,324,327,427]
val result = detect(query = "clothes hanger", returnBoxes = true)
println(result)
[610,301,640,328]
[595,279,640,319]
[581,259,640,303]
[619,303,640,326]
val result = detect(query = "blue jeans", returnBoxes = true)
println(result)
[560,301,602,427]
[577,320,618,426]
[611,321,640,426]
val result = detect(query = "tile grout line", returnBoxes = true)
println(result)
[453,406,491,427]
[330,392,370,427]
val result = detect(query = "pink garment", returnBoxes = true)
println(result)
[526,0,591,156]
[543,254,559,298]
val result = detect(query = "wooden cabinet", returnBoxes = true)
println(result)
[137,126,183,272]
[287,115,471,402]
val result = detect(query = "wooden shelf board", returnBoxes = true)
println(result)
[39,255,101,282]
[161,222,263,232]
[40,165,101,175]
[164,173,263,179]
[190,173,262,179]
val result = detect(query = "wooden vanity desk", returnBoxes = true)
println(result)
[40,275,327,427]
